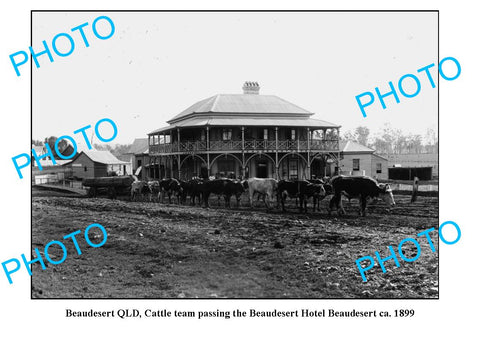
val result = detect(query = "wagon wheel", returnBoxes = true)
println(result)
[87,187,97,198]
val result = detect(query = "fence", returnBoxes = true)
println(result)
[33,173,84,189]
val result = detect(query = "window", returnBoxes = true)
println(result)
[376,163,382,174]
[84,166,87,172]
[353,159,360,171]
[222,128,232,141]
[263,128,268,140]
[137,160,142,168]
[291,129,296,140]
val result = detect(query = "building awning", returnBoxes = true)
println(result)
[149,117,340,135]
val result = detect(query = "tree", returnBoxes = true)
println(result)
[44,136,69,158]
[371,137,390,154]
[93,143,132,157]
[368,124,436,155]
[111,144,131,156]
[93,143,111,151]
[355,126,370,146]
[424,128,438,153]
[406,134,423,153]
[341,126,370,146]
[394,134,407,154]
[341,130,355,141]
[325,129,338,140]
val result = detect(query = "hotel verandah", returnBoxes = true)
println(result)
[137,82,342,181]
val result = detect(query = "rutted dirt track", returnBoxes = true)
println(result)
[31,191,439,298]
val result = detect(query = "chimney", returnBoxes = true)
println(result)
[242,81,260,95]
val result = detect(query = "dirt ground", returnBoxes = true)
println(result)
[31,189,439,299]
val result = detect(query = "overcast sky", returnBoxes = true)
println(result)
[32,11,438,145]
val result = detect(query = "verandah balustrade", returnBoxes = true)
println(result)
[149,139,338,154]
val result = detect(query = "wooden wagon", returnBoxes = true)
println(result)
[82,176,135,198]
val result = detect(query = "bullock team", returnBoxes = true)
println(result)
[130,175,396,216]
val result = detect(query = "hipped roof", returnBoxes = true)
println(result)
[168,94,313,124]
[340,140,374,153]
[340,140,388,160]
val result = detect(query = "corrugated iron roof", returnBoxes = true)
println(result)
[65,150,129,165]
[116,154,132,162]
[84,150,129,164]
[127,138,149,154]
[372,153,389,161]
[340,140,374,153]
[149,117,339,135]
[168,94,313,123]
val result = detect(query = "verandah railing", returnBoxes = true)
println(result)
[149,139,339,154]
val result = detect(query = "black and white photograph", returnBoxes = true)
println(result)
[4,0,480,338]
[29,11,439,299]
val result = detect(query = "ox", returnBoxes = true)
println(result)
[202,179,244,208]
[178,180,190,205]
[159,178,183,204]
[308,178,333,195]
[328,176,395,217]
[131,180,149,201]
[147,180,160,202]
[187,178,204,206]
[245,177,277,210]
[307,178,333,212]
[177,178,204,205]
[278,180,326,213]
